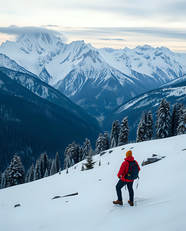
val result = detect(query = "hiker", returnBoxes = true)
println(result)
[113,150,140,206]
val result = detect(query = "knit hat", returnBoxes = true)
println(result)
[126,150,133,157]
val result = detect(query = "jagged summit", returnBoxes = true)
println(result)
[16,33,63,44]
[15,33,64,55]
[135,44,152,51]
[0,35,186,117]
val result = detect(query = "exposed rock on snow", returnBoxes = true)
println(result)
[14,204,21,208]
[141,154,166,166]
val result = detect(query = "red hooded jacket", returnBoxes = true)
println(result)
[117,156,141,182]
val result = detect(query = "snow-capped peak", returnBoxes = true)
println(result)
[0,34,186,117]
[15,33,64,55]
[16,33,63,45]
[135,44,153,51]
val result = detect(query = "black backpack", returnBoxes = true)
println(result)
[125,160,139,180]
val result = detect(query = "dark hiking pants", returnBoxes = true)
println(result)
[116,179,134,202]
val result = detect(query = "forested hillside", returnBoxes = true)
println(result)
[0,71,101,172]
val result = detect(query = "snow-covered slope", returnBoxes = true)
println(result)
[161,74,186,87]
[0,34,186,117]
[0,135,186,231]
[0,53,38,78]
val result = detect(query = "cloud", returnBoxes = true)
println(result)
[159,0,186,18]
[99,38,126,41]
[0,25,68,42]
[121,27,186,41]
[65,27,186,41]
[42,25,61,28]
[0,25,62,36]
[59,0,186,23]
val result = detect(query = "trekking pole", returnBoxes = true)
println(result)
[136,176,139,189]
[134,176,139,207]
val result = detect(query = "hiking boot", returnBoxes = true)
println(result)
[113,200,123,205]
[128,200,134,206]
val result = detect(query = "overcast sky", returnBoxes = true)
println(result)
[0,0,186,52]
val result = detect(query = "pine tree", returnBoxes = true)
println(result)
[115,120,120,146]
[82,138,91,160]
[171,103,179,136]
[118,117,130,146]
[95,132,110,155]
[110,120,120,148]
[55,152,61,173]
[28,164,34,182]
[1,172,7,189]
[177,103,184,120]
[6,155,25,187]
[43,152,49,176]
[136,112,147,142]
[64,144,73,169]
[177,107,186,135]
[64,145,70,169]
[38,152,49,179]
[34,159,41,181]
[71,141,79,164]
[25,169,29,183]
[64,141,79,169]
[76,144,80,162]
[48,158,52,174]
[155,99,172,139]
[39,155,45,178]
[146,111,153,140]
[103,132,109,150]
[95,133,104,155]
[83,148,96,170]
[78,146,84,162]
[110,121,116,148]
[50,159,57,176]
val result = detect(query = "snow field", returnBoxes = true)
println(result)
[0,134,186,231]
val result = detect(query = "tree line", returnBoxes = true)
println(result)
[1,99,186,189]
[64,99,186,169]
[0,151,61,189]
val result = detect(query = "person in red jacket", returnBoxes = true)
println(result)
[113,150,140,206]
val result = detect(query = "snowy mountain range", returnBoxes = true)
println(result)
[0,33,186,117]
[1,134,186,231]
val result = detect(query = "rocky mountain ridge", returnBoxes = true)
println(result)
[0,33,186,117]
